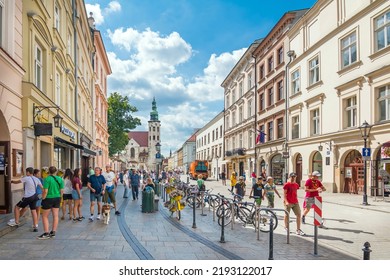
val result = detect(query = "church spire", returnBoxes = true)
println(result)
[150,97,159,121]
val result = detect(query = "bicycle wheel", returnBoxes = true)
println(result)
[237,206,252,224]
[217,203,232,226]
[186,195,200,208]
[252,209,278,232]
[208,194,221,208]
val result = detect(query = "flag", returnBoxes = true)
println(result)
[256,130,266,144]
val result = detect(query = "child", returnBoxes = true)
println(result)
[263,176,281,208]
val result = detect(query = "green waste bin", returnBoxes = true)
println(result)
[142,188,155,213]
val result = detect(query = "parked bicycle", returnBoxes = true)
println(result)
[248,196,278,232]
[186,188,220,209]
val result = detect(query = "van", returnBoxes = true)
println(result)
[188,160,208,180]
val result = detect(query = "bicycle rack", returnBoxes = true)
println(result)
[264,208,290,244]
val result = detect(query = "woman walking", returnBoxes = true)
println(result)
[72,168,84,221]
[62,169,74,220]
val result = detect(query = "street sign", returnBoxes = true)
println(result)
[362,148,371,157]
[282,151,289,158]
[156,152,161,159]
[363,156,370,161]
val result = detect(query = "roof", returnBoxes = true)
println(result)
[128,131,149,147]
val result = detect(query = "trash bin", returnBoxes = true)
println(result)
[142,188,155,213]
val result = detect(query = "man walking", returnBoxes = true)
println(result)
[129,169,141,200]
[283,172,305,236]
[102,164,120,215]
[8,167,42,231]
[302,170,326,224]
[87,167,106,221]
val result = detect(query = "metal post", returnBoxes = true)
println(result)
[256,206,260,241]
[268,216,274,260]
[362,242,371,260]
[213,201,216,222]
[220,202,225,243]
[231,201,234,230]
[314,225,318,256]
[201,192,207,216]
[192,196,197,229]
[363,138,368,205]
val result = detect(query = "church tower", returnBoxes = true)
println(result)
[148,97,161,171]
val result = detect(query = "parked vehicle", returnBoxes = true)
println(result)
[188,160,209,180]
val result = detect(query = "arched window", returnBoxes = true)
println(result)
[312,151,323,176]
[130,148,135,158]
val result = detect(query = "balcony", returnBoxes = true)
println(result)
[225,148,246,157]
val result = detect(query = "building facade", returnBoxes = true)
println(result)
[286,0,390,193]
[196,111,224,180]
[0,0,24,213]
[182,132,197,174]
[222,42,259,180]
[92,27,111,169]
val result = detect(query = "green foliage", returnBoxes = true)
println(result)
[107,92,141,156]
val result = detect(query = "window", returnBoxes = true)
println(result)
[54,2,60,31]
[341,32,357,68]
[291,69,300,94]
[232,111,236,126]
[248,130,253,148]
[311,109,320,135]
[239,133,243,147]
[260,93,265,111]
[239,106,243,123]
[309,56,320,85]
[220,125,223,138]
[374,10,390,51]
[292,116,299,139]
[268,121,273,141]
[277,118,283,139]
[35,44,43,91]
[67,31,72,55]
[345,96,357,127]
[130,148,135,158]
[232,88,236,103]
[277,80,284,101]
[268,87,274,106]
[226,94,230,108]
[226,116,230,129]
[278,47,284,64]
[232,136,236,149]
[248,71,252,89]
[239,81,243,97]
[268,56,274,72]
[260,64,265,79]
[247,99,252,118]
[378,85,390,121]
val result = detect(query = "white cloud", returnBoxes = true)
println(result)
[105,1,121,13]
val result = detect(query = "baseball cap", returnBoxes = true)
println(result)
[312,171,321,177]
[289,172,297,177]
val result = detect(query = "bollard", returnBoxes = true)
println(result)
[201,192,207,216]
[268,216,274,260]
[231,202,235,230]
[213,201,216,222]
[256,207,260,241]
[220,202,225,243]
[163,187,166,202]
[192,196,197,229]
[362,242,371,260]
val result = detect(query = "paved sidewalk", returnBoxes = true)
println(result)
[0,183,370,260]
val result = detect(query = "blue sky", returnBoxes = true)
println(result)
[85,0,317,156]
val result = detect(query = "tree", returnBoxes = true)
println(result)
[107,92,141,156]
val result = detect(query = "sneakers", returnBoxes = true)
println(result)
[89,216,94,221]
[296,229,306,236]
[37,233,51,240]
[49,231,56,238]
[96,214,101,220]
[32,226,38,232]
[7,220,20,227]
[302,215,306,224]
[115,210,121,216]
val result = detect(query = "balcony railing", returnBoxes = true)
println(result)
[225,148,246,157]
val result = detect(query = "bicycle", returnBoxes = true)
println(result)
[186,188,220,209]
[216,194,252,226]
[248,196,278,232]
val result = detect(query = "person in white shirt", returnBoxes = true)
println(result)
[8,167,43,231]
[102,164,120,215]
[123,169,130,198]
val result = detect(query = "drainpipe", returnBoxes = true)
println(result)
[284,50,295,182]
[72,0,80,167]
[252,54,258,175]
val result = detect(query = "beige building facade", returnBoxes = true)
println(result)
[286,0,390,194]
[0,0,24,212]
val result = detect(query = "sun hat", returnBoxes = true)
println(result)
[289,172,297,177]
[312,171,321,177]
[266,176,273,181]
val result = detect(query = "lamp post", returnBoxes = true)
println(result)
[359,121,372,206]
[155,142,162,183]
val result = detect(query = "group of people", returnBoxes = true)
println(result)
[226,170,325,236]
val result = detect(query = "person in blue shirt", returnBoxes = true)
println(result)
[33,169,44,231]
[129,170,141,200]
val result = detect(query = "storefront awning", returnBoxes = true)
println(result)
[54,137,83,150]
[82,147,96,156]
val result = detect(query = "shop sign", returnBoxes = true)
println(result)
[60,125,75,140]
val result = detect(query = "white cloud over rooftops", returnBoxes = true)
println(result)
[86,1,121,26]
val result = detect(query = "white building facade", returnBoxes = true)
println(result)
[286,0,390,194]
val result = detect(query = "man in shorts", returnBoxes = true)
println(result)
[8,167,42,230]
[87,167,106,221]
[302,170,326,224]
[283,172,305,236]
[102,164,120,215]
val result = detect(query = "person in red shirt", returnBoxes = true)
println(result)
[302,170,326,224]
[283,172,305,236]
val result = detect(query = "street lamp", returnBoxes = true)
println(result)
[155,142,162,183]
[359,120,372,205]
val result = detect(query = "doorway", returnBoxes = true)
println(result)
[0,142,11,213]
